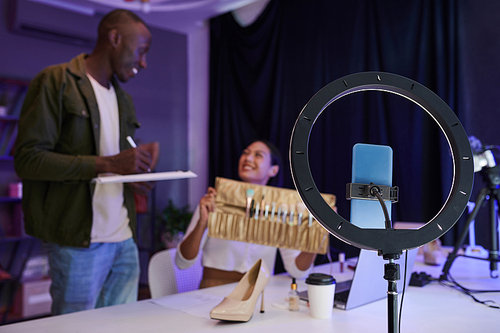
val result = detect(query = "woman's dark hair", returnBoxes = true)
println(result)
[249,139,284,187]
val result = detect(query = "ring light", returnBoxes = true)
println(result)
[290,72,474,255]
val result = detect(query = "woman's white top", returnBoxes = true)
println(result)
[175,205,312,279]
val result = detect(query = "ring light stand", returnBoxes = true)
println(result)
[289,72,474,333]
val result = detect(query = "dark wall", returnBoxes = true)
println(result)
[208,0,500,253]
[0,3,190,218]
[460,1,500,249]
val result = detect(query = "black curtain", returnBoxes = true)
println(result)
[208,0,465,252]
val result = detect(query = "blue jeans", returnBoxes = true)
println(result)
[46,238,140,315]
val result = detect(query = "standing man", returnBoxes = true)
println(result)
[14,9,159,315]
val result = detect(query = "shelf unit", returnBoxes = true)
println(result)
[0,77,28,238]
[0,78,33,325]
[0,237,37,325]
[0,116,18,161]
[0,77,27,160]
[0,76,159,319]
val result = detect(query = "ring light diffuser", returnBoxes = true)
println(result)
[290,72,474,255]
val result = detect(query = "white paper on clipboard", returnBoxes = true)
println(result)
[91,170,197,184]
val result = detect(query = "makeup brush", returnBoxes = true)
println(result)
[280,203,288,224]
[289,204,295,225]
[254,202,260,220]
[260,195,265,219]
[271,202,276,221]
[276,203,282,222]
[250,199,255,218]
[296,202,306,226]
[246,189,254,218]
[308,213,313,227]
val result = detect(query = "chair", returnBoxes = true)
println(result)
[147,247,203,298]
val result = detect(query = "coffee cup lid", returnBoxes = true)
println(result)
[305,273,336,285]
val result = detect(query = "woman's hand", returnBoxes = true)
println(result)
[296,251,317,271]
[198,187,217,230]
[179,186,217,260]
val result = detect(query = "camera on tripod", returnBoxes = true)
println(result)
[440,136,500,279]
[469,136,500,186]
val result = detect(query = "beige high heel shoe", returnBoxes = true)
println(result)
[210,259,270,322]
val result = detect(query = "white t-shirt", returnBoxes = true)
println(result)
[88,74,132,243]
[175,205,312,279]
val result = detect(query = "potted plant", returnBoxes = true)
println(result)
[155,199,192,250]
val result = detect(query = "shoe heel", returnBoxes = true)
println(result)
[260,290,265,313]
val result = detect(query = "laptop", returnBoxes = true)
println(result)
[299,248,418,310]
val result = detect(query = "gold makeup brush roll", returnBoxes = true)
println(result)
[207,177,336,254]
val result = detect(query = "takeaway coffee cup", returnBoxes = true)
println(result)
[305,273,336,319]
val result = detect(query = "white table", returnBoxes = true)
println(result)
[2,253,499,333]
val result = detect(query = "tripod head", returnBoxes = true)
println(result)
[480,165,500,187]
[469,136,500,187]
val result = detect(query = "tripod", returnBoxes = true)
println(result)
[441,165,500,279]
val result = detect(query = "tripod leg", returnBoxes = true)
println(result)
[490,189,500,278]
[441,187,489,280]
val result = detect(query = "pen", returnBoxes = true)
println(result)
[126,136,151,172]
[126,136,137,148]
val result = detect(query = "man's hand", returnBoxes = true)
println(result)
[139,142,160,170]
[96,145,156,175]
[127,181,155,195]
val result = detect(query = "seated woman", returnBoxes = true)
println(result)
[175,139,316,289]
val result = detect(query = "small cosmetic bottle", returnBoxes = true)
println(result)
[288,278,300,311]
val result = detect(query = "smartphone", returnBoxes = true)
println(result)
[350,143,393,229]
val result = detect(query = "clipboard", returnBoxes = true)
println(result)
[91,170,197,184]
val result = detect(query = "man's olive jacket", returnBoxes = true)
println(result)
[14,54,140,247]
